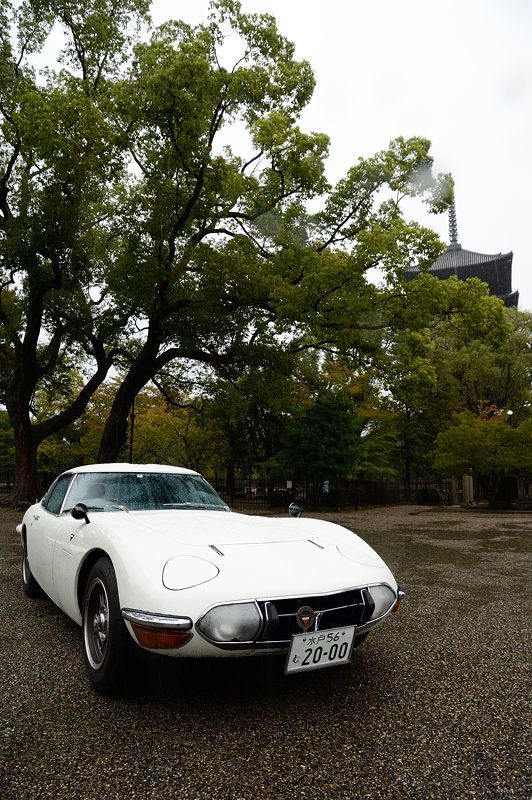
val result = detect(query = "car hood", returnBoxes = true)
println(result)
[85,509,398,614]
[108,509,377,555]
[95,509,392,598]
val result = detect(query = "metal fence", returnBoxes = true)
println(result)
[0,471,456,508]
[207,477,401,510]
[0,473,13,489]
[400,479,455,506]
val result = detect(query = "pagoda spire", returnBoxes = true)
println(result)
[448,201,460,248]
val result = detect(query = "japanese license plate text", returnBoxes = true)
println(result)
[285,626,356,674]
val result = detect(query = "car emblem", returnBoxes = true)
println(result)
[296,605,315,632]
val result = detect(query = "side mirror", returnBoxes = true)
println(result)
[71,503,90,524]
[289,502,303,518]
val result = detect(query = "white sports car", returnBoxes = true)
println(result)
[18,464,405,693]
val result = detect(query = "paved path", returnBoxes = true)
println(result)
[1,506,530,799]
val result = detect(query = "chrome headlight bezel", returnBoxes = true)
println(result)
[196,601,262,645]
[368,584,397,621]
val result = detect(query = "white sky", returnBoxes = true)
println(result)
[153,0,532,311]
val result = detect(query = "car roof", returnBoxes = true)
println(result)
[63,463,200,477]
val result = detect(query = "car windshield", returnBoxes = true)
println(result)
[63,472,229,513]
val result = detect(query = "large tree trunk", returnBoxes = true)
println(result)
[97,317,218,463]
[4,353,42,506]
[4,342,111,504]
[97,379,137,463]
[98,338,161,463]
[6,419,41,506]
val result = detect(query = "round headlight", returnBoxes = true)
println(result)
[368,585,396,620]
[197,602,262,643]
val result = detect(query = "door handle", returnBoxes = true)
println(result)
[33,514,40,520]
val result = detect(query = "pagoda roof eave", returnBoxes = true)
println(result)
[411,245,513,274]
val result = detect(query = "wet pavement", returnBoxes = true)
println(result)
[1,506,530,799]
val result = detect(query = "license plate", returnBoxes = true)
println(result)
[285,626,356,674]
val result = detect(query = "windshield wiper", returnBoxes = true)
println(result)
[66,503,129,513]
[162,502,226,509]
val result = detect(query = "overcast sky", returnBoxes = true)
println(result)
[153,0,532,311]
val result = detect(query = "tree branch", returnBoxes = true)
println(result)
[151,375,202,412]
[241,150,264,175]
[0,141,21,226]
[316,197,366,253]
[33,355,112,443]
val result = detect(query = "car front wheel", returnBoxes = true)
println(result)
[82,557,129,693]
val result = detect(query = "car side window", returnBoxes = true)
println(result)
[43,475,73,515]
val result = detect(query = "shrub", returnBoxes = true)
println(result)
[415,486,442,505]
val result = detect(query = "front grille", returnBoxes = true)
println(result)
[257,587,374,645]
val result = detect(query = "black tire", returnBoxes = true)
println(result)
[22,534,43,598]
[82,557,129,693]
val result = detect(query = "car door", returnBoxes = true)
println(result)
[51,508,88,621]
[26,474,73,598]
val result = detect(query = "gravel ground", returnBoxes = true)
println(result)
[1,504,530,800]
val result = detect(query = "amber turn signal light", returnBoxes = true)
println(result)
[131,624,193,650]
[392,586,406,613]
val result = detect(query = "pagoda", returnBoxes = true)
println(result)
[405,203,519,307]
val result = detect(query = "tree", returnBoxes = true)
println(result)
[362,276,526,487]
[95,1,327,461]
[0,409,14,478]
[194,347,311,486]
[433,413,532,507]
[94,3,450,462]
[271,394,365,481]
[429,306,531,506]
[446,307,532,416]
[0,0,150,502]
[1,0,450,502]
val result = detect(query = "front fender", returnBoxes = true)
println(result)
[71,524,173,622]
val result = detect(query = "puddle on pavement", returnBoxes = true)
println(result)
[349,526,531,598]
[401,519,464,527]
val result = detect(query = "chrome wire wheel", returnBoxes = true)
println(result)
[82,557,129,693]
[83,577,110,670]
